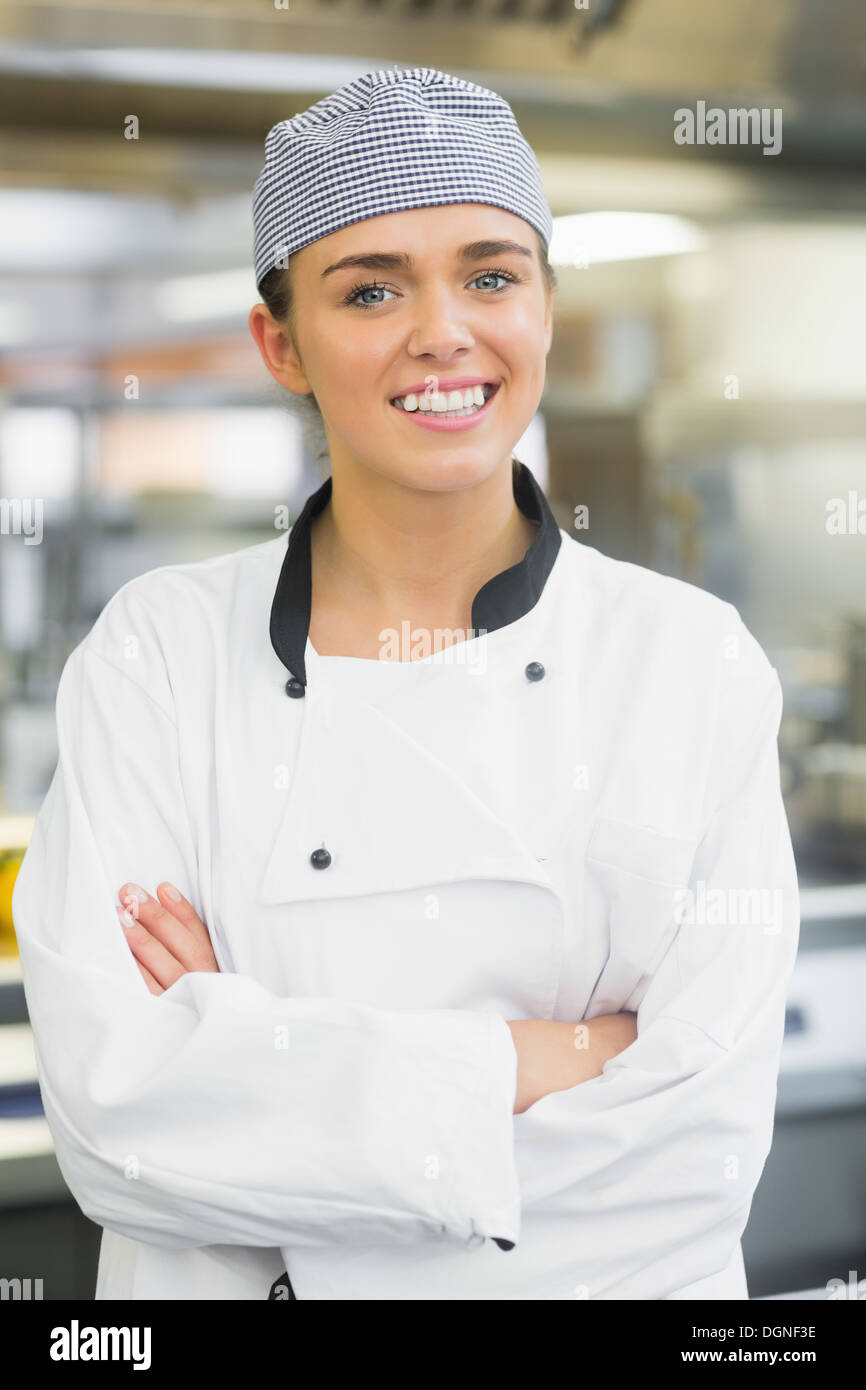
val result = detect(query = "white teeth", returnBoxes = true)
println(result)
[393,384,490,413]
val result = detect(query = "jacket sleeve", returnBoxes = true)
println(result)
[509,611,800,1298]
[12,597,520,1253]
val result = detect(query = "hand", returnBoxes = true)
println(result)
[116,881,219,996]
[507,1012,637,1115]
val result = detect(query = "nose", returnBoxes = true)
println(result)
[406,285,475,360]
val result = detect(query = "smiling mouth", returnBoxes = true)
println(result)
[390,383,499,417]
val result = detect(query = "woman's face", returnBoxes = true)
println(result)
[251,203,553,495]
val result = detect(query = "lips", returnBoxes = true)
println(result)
[389,381,501,431]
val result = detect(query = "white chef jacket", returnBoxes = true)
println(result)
[12,460,800,1300]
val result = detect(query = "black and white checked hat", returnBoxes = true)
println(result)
[252,66,553,286]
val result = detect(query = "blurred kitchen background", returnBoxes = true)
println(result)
[1,0,865,1301]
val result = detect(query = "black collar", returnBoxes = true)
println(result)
[269,458,562,687]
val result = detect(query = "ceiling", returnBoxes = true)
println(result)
[0,0,863,206]
[0,0,864,377]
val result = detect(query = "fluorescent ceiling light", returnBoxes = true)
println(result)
[155,267,257,321]
[0,189,254,274]
[550,212,705,266]
[0,189,178,271]
[0,45,380,93]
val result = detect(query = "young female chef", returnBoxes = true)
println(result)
[12,67,799,1302]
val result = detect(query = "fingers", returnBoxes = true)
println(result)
[120,882,193,965]
[154,882,213,954]
[117,903,189,992]
[123,878,215,967]
[116,884,218,984]
[135,957,164,996]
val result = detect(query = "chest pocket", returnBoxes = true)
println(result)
[583,815,698,1015]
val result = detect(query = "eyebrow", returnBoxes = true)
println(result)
[320,239,534,279]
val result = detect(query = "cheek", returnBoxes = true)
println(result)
[490,304,547,368]
[311,319,397,406]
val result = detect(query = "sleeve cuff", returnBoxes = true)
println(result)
[446,1013,521,1246]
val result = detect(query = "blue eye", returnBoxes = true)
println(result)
[470,270,518,292]
[344,281,395,309]
[342,266,521,310]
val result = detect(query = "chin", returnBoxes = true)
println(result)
[380,452,513,496]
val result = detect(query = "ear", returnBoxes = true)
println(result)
[248,303,313,396]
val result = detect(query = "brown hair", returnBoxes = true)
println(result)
[257,227,557,463]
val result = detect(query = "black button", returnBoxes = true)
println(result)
[524,661,545,682]
[310,847,331,870]
[493,1237,515,1251]
[284,677,305,698]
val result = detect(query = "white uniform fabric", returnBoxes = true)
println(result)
[12,510,799,1300]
